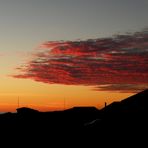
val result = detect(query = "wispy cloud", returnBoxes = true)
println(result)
[94,84,148,93]
[13,29,148,92]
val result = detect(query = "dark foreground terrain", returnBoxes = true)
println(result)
[0,89,147,146]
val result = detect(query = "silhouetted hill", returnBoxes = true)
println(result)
[65,106,99,112]
[102,89,148,116]
[84,89,148,145]
[0,90,147,145]
[17,107,39,115]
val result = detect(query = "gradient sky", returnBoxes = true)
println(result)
[0,0,148,112]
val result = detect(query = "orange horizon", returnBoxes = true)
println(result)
[0,90,135,113]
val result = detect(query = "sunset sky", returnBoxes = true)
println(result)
[0,0,148,112]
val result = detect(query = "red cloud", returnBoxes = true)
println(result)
[13,29,148,92]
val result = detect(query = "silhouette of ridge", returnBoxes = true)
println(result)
[101,89,148,115]
[0,89,147,144]
[17,107,39,114]
[65,106,99,112]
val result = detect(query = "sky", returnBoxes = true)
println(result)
[0,0,148,112]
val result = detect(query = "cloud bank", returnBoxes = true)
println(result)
[13,29,148,92]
